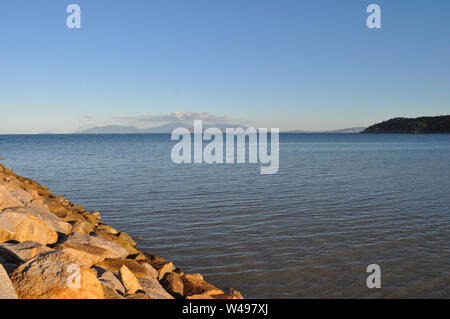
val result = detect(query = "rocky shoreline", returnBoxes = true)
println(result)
[0,163,243,299]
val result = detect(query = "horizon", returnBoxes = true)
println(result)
[2,0,450,133]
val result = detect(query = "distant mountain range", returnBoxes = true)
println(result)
[284,127,366,134]
[362,115,450,133]
[78,123,367,134]
[78,122,247,134]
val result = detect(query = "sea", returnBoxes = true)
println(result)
[0,133,449,298]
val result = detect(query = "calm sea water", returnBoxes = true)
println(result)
[0,133,449,298]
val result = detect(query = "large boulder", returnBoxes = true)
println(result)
[181,273,223,296]
[0,185,24,210]
[3,203,72,234]
[0,241,53,262]
[160,272,184,297]
[54,242,112,268]
[94,229,139,255]
[0,264,18,299]
[98,270,126,299]
[0,211,58,244]
[70,220,95,234]
[138,277,174,299]
[58,233,128,259]
[140,254,175,280]
[10,250,104,299]
[119,265,142,294]
[96,258,157,279]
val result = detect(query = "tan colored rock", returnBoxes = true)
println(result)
[94,229,139,255]
[98,270,125,295]
[102,284,125,299]
[55,242,111,267]
[70,220,95,234]
[160,272,184,297]
[133,252,147,261]
[186,294,215,299]
[97,224,118,235]
[212,288,244,299]
[0,264,18,299]
[58,233,128,259]
[10,251,104,299]
[0,211,58,245]
[118,231,136,247]
[138,277,174,299]
[119,265,142,294]
[96,258,157,279]
[0,185,24,210]
[125,292,152,299]
[0,241,53,262]
[81,212,100,226]
[182,273,224,296]
[3,203,72,234]
[141,257,175,280]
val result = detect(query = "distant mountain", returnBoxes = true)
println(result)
[79,125,143,134]
[78,123,247,134]
[361,116,450,134]
[324,127,366,133]
[283,127,366,133]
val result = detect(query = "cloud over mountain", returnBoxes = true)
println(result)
[115,112,235,124]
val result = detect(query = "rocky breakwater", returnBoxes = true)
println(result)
[0,163,243,299]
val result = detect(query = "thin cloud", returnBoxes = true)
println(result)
[115,112,236,124]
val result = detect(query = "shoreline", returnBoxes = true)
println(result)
[0,163,242,299]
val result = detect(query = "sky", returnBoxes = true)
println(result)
[1,0,449,133]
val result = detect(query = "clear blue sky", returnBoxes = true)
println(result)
[1,0,449,133]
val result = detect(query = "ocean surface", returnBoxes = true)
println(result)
[0,133,449,298]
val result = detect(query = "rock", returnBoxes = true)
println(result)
[3,203,72,234]
[94,229,139,255]
[119,265,142,294]
[0,184,24,210]
[96,258,157,279]
[58,233,128,259]
[97,224,118,235]
[138,277,174,299]
[0,241,53,262]
[0,211,58,245]
[132,252,147,261]
[141,263,158,279]
[125,292,152,299]
[1,263,18,274]
[98,271,126,299]
[55,242,111,267]
[181,273,224,296]
[70,220,95,234]
[186,294,215,299]
[174,267,184,276]
[81,212,100,226]
[160,272,184,297]
[141,257,175,280]
[118,231,136,247]
[102,284,125,299]
[212,288,244,299]
[0,264,18,299]
[10,251,104,299]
